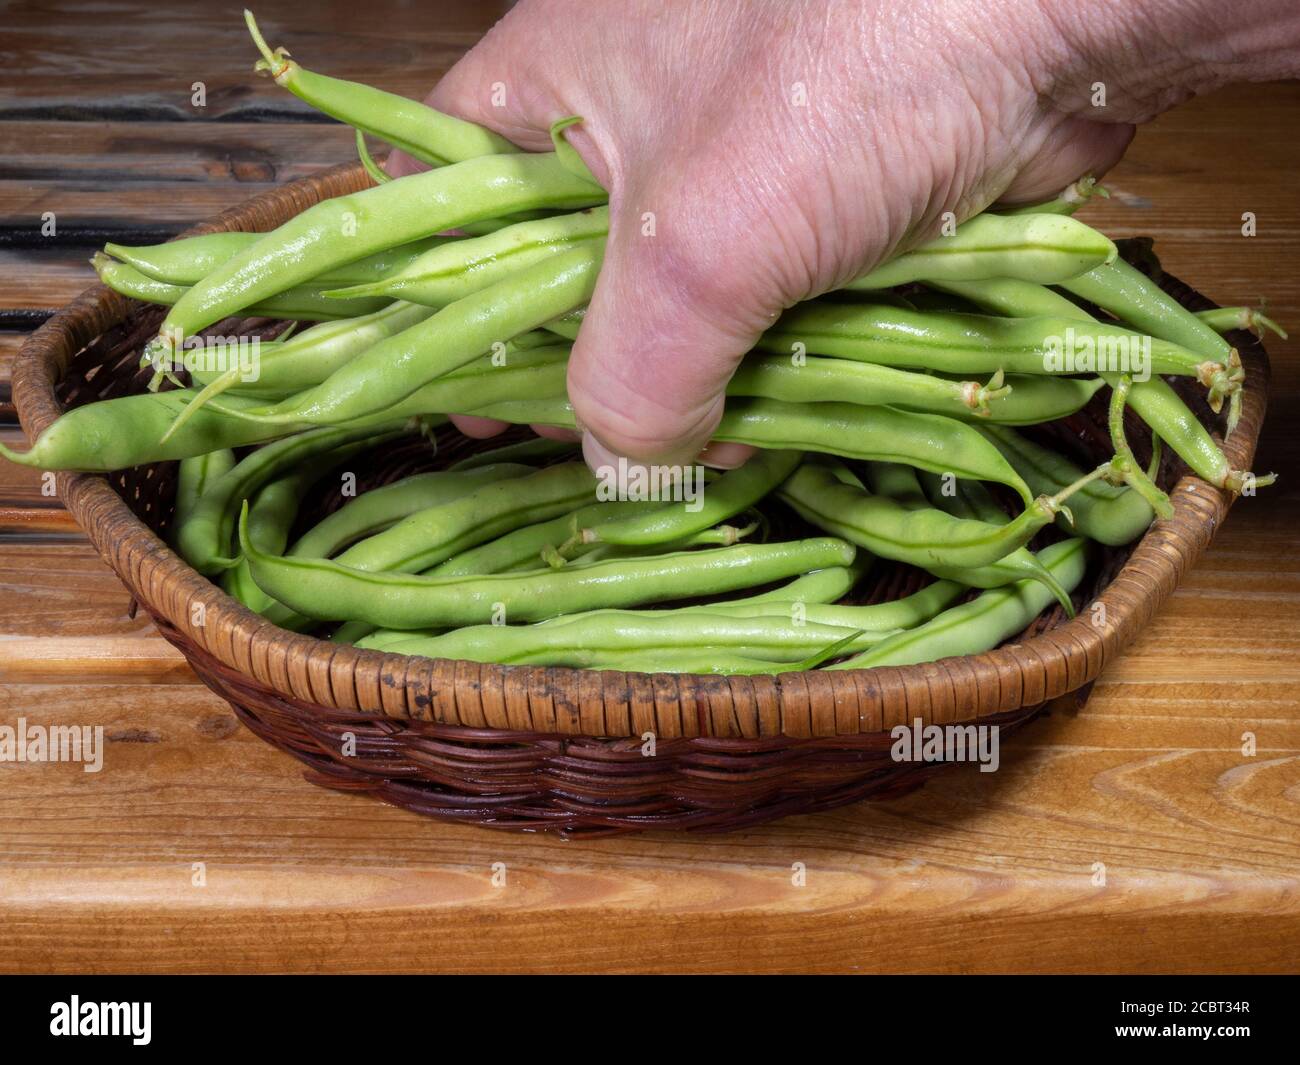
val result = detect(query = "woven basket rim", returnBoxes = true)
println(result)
[10,160,1269,740]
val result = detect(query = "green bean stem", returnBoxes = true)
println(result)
[997,175,1108,216]
[1195,306,1287,340]
[976,425,1154,546]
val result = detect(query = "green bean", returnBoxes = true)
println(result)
[1195,306,1287,340]
[188,301,436,406]
[759,302,1232,393]
[0,390,396,472]
[222,445,360,613]
[541,309,584,341]
[447,436,577,471]
[828,538,1090,669]
[997,175,1107,216]
[843,213,1116,290]
[324,207,610,305]
[715,399,1035,503]
[1055,256,1244,421]
[177,421,410,575]
[94,254,389,321]
[1057,257,1233,362]
[550,522,758,570]
[170,449,235,547]
[316,462,596,573]
[577,449,800,550]
[327,496,655,644]
[734,562,868,605]
[347,557,877,649]
[239,517,857,627]
[263,459,602,631]
[459,394,1037,504]
[286,463,537,560]
[103,233,453,288]
[143,151,604,366]
[727,354,1012,417]
[545,577,962,632]
[367,610,892,665]
[910,468,1076,614]
[553,650,812,675]
[933,277,1266,492]
[943,372,1105,425]
[778,462,1087,571]
[244,10,515,167]
[179,339,573,447]
[199,245,602,433]
[185,301,441,423]
[428,499,651,575]
[976,425,1154,546]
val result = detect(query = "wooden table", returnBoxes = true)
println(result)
[1,1,1297,974]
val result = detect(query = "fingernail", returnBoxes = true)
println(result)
[698,442,754,470]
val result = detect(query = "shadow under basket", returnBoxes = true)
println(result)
[11,162,1270,835]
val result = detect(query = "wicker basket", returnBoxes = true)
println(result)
[10,161,1270,835]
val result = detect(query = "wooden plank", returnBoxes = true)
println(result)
[0,637,193,683]
[0,679,1294,973]
[0,542,153,637]
[0,1,510,116]
[0,120,356,186]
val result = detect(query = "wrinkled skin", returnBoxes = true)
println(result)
[390,0,1300,471]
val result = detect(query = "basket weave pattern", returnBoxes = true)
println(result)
[11,162,1269,834]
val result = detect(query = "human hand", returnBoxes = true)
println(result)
[393,0,1296,470]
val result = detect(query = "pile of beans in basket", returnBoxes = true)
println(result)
[2,12,1278,674]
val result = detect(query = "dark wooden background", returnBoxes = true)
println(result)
[0,0,1297,973]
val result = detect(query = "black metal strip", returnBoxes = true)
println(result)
[0,310,55,330]
[0,225,185,249]
[0,102,333,123]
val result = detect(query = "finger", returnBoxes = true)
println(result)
[567,179,774,469]
[450,413,510,439]
[698,442,755,470]
[531,424,582,442]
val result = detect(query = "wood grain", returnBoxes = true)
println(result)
[0,2,1296,973]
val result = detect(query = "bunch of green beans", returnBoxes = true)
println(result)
[1,12,1279,678]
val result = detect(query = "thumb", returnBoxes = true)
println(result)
[568,177,774,469]
[388,12,557,176]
